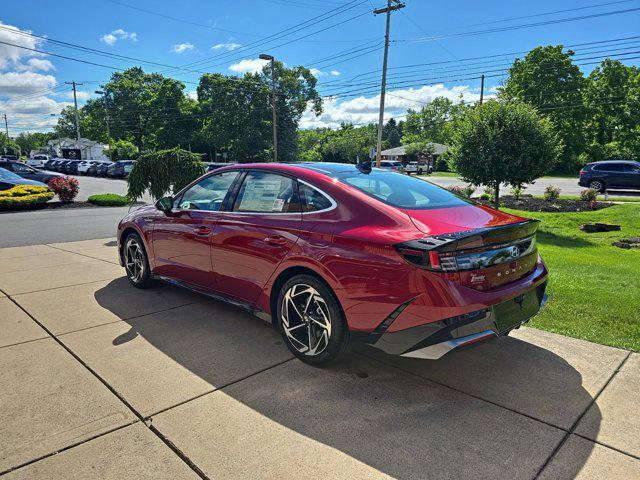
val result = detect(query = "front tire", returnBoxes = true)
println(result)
[276,274,350,365]
[123,233,155,289]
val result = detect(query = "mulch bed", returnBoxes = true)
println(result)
[0,201,144,214]
[478,195,613,212]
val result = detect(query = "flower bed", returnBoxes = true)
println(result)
[0,185,55,210]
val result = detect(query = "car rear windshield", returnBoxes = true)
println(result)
[334,169,470,210]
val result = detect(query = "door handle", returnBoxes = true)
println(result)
[194,225,212,236]
[263,235,287,246]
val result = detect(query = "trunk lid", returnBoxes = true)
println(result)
[398,205,540,290]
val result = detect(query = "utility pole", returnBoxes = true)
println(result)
[259,53,278,162]
[65,81,83,141]
[374,0,405,168]
[479,74,485,105]
[2,114,8,139]
[95,88,112,158]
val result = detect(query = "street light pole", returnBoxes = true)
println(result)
[65,81,83,141]
[374,0,405,168]
[260,53,278,163]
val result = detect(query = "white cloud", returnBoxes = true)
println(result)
[212,42,241,51]
[0,21,43,69]
[63,90,91,101]
[171,42,194,54]
[0,71,56,97]
[301,83,486,129]
[310,68,341,78]
[100,29,137,46]
[16,58,55,72]
[186,90,198,100]
[229,58,269,74]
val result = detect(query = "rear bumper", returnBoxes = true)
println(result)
[362,281,548,360]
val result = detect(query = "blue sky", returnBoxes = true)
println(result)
[1,0,639,134]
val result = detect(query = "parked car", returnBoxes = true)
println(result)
[404,161,433,175]
[77,160,94,175]
[96,162,111,176]
[206,162,237,173]
[379,160,404,172]
[44,158,59,171]
[117,162,548,365]
[87,161,108,176]
[27,154,50,169]
[579,160,640,192]
[0,168,49,190]
[0,160,61,184]
[64,160,82,175]
[108,160,134,178]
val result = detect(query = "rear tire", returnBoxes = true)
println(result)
[123,232,156,289]
[589,179,605,192]
[276,274,350,365]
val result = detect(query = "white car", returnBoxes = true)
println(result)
[405,162,432,175]
[379,161,404,172]
[77,160,98,175]
[27,154,50,169]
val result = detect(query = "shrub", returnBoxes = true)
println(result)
[88,193,130,206]
[510,185,524,200]
[0,185,54,210]
[48,176,79,202]
[479,193,492,201]
[580,188,599,202]
[446,184,475,198]
[543,185,561,201]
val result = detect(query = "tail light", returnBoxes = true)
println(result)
[579,169,586,175]
[394,221,540,273]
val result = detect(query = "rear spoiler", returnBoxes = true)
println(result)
[405,220,540,253]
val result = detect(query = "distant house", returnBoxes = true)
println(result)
[380,142,448,169]
[44,138,109,161]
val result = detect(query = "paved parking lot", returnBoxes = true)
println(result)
[0,238,638,479]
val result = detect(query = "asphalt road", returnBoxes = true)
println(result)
[0,206,133,247]
[424,175,640,198]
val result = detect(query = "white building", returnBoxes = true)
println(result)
[46,138,109,161]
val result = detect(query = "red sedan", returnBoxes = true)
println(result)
[117,163,548,364]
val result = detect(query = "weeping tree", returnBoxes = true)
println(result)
[127,148,205,200]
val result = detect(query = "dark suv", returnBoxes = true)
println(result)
[579,160,640,192]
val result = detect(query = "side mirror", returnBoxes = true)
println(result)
[156,196,174,212]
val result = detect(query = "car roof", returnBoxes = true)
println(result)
[590,160,638,165]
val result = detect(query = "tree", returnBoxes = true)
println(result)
[500,46,585,173]
[404,141,435,162]
[583,59,640,160]
[383,118,403,148]
[402,96,468,146]
[127,148,205,200]
[110,139,139,162]
[14,132,56,156]
[449,100,562,208]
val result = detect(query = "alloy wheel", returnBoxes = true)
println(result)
[589,180,603,191]
[124,237,145,283]
[281,284,332,356]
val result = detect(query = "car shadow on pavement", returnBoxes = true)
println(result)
[94,278,601,479]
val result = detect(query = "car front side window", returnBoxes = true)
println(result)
[178,171,238,211]
[233,171,299,213]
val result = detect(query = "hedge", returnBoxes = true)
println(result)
[88,193,130,206]
[0,185,54,210]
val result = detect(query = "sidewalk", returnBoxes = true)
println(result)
[0,238,638,479]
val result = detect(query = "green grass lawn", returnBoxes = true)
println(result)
[504,204,640,351]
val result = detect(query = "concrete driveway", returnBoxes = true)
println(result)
[0,239,638,479]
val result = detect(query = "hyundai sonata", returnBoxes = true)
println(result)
[117,163,548,364]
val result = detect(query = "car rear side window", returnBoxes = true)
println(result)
[336,169,470,210]
[178,171,238,211]
[594,163,623,171]
[233,171,298,213]
[298,182,333,212]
